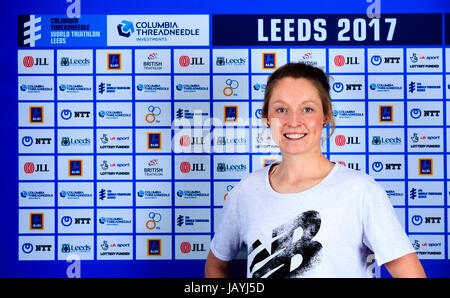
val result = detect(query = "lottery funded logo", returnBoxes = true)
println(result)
[97,156,132,180]
[407,48,442,72]
[97,129,132,153]
[410,236,444,259]
[97,236,133,260]
[407,128,442,152]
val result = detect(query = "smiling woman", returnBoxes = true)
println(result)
[205,62,427,278]
[265,78,329,157]
[260,63,337,193]
[262,62,335,137]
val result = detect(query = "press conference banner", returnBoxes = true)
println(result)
[3,0,450,278]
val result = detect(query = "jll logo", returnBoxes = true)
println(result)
[180,162,205,173]
[179,135,191,147]
[334,55,359,66]
[179,55,204,67]
[337,161,361,171]
[23,56,34,67]
[335,135,360,146]
[180,242,206,254]
[23,56,48,67]
[180,135,204,146]
[24,162,49,173]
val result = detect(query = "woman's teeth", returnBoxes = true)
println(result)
[284,133,306,139]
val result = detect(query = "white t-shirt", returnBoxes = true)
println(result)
[210,162,415,278]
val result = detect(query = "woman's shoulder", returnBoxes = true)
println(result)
[229,166,269,194]
[332,163,381,191]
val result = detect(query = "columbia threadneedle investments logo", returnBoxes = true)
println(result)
[117,20,134,37]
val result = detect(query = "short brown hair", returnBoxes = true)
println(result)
[262,62,335,138]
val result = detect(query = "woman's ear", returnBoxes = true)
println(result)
[323,116,329,127]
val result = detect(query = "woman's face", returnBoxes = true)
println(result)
[267,77,328,157]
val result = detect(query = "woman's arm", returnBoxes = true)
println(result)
[384,252,426,278]
[205,250,232,278]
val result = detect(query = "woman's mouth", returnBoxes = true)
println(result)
[283,133,306,140]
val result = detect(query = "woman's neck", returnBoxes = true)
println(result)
[271,150,333,185]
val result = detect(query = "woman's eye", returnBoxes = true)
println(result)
[276,107,286,113]
[304,107,313,113]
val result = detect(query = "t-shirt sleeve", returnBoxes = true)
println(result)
[361,180,416,266]
[210,187,242,262]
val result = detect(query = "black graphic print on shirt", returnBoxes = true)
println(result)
[249,210,322,278]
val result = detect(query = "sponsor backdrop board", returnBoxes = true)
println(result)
[2,0,450,277]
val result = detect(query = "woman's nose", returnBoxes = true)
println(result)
[287,112,302,126]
